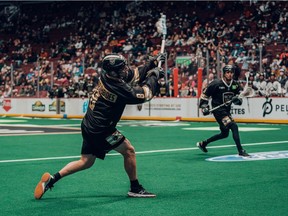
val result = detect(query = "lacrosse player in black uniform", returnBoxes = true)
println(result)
[34,53,165,199]
[197,65,250,157]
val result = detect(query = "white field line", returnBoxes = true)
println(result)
[0,132,80,136]
[1,140,288,163]
[0,124,80,129]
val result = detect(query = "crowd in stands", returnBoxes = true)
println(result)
[0,1,288,99]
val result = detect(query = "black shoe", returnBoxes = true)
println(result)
[239,150,250,157]
[127,185,156,198]
[197,141,208,153]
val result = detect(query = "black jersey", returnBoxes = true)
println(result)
[200,78,241,114]
[82,62,159,134]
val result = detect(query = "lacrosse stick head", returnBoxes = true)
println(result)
[156,13,167,68]
[244,71,250,79]
[156,13,167,35]
[243,71,251,87]
[239,87,255,98]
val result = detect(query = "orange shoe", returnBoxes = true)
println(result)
[34,172,53,199]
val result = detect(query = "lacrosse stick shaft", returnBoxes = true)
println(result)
[242,71,250,90]
[156,13,169,94]
[209,100,232,113]
[157,14,167,68]
[210,86,254,113]
[158,37,166,67]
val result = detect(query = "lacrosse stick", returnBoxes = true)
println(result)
[156,13,167,68]
[155,13,168,91]
[243,71,255,96]
[239,86,255,98]
[243,71,254,113]
[209,86,254,113]
[209,100,233,113]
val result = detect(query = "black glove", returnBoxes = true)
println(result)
[147,67,165,79]
[156,53,166,63]
[231,96,242,105]
[201,104,210,116]
[149,53,166,65]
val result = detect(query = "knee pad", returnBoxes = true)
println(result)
[105,130,125,148]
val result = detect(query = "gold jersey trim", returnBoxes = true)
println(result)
[98,80,117,103]
[89,79,117,108]
[128,68,140,86]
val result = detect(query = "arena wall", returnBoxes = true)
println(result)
[0,98,287,124]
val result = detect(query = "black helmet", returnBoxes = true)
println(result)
[102,54,127,78]
[222,65,234,74]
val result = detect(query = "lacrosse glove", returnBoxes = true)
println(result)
[148,53,166,65]
[146,67,165,80]
[201,104,210,116]
[231,96,243,105]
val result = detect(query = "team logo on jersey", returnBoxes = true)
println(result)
[109,59,115,65]
[223,92,233,103]
[206,150,288,162]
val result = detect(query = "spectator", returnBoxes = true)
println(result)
[202,72,216,90]
[254,72,267,96]
[0,1,287,98]
[25,84,36,97]
[231,44,244,58]
[266,73,282,96]
[280,48,288,60]
[235,51,250,73]
[284,78,288,97]
[3,84,12,98]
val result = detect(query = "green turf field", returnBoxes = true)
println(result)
[0,117,287,216]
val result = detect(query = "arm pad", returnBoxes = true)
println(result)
[146,67,165,80]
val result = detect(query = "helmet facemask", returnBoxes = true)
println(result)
[222,65,234,82]
[102,54,130,81]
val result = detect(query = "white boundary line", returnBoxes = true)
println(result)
[1,140,288,163]
[0,124,81,136]
[0,124,80,130]
[0,132,80,137]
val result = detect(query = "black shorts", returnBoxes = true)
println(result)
[214,112,234,131]
[81,123,125,160]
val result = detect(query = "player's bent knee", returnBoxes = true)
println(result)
[229,122,239,133]
[126,145,136,157]
[115,139,135,157]
[221,131,229,138]
[229,122,238,129]
[81,155,96,169]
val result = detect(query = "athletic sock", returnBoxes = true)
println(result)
[49,172,62,186]
[202,140,208,147]
[130,179,141,189]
